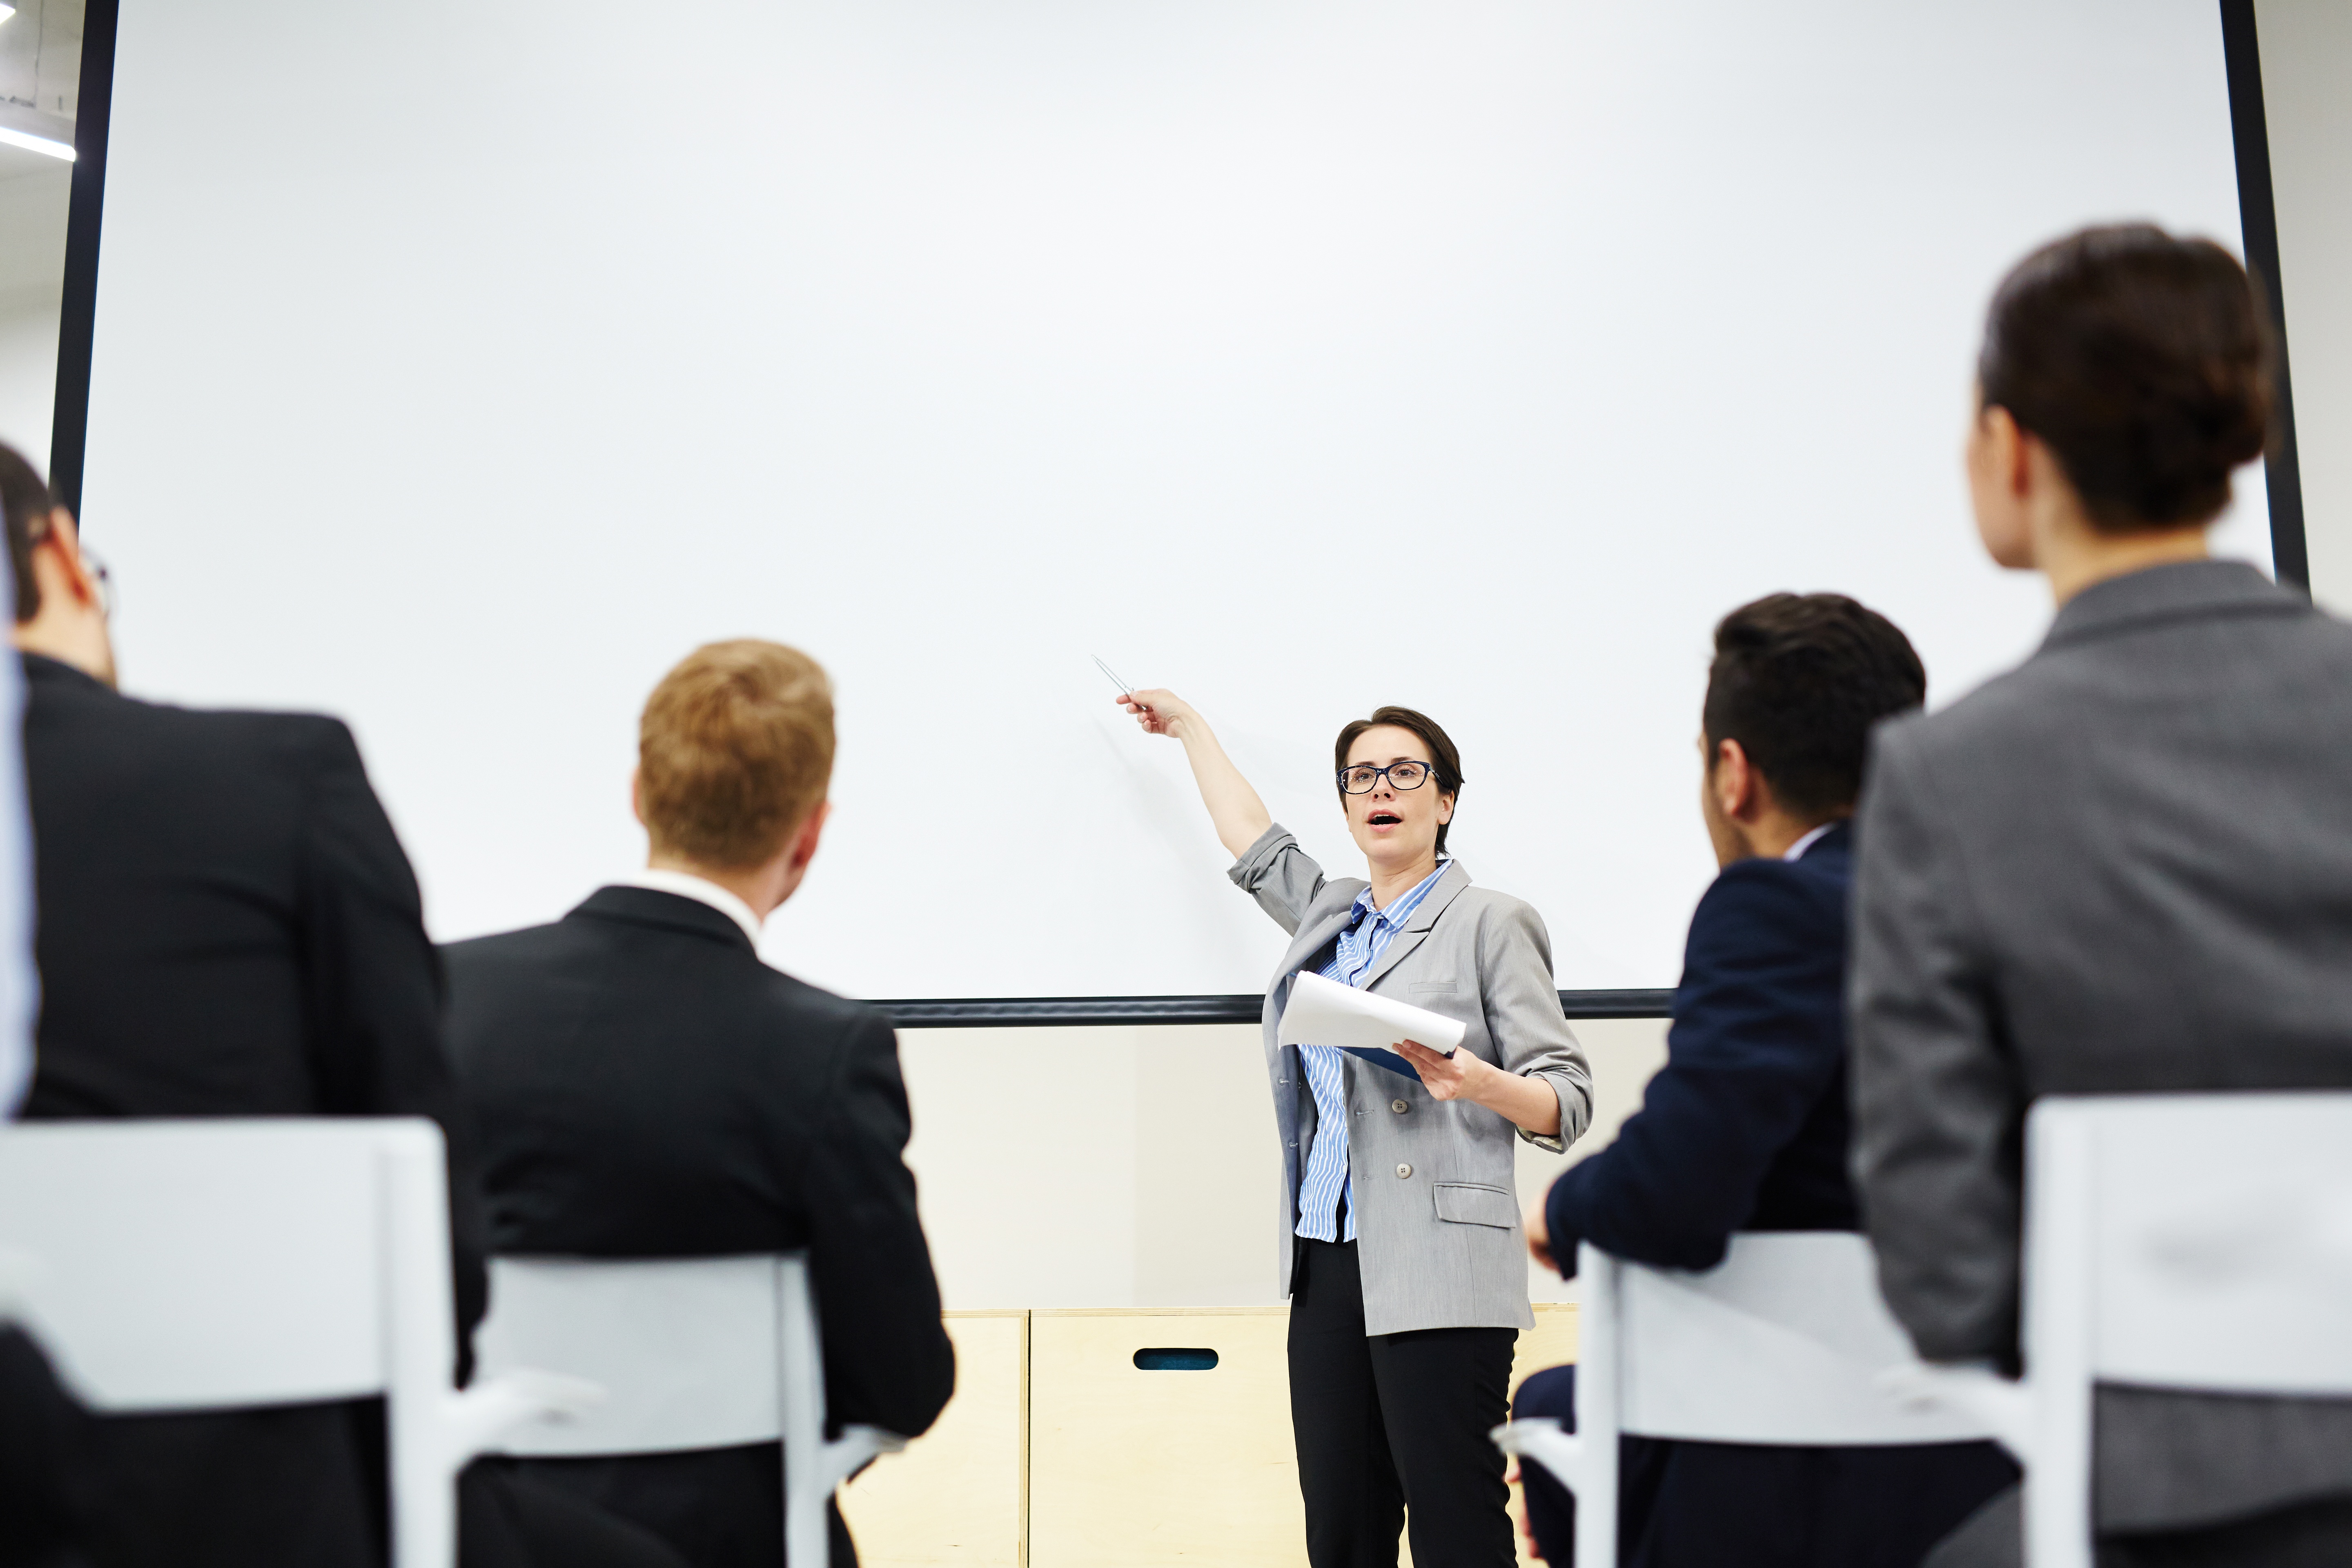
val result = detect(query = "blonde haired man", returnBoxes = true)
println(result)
[447,640,954,1568]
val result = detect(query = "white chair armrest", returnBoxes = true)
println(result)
[822,1424,909,1491]
[1490,1417,1588,1492]
[1877,1362,2034,1462]
[444,1368,609,1464]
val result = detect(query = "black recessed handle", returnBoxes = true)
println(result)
[1133,1347,1219,1371]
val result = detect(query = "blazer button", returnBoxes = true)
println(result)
[1390,1099,1409,1114]
[1396,1163,1413,1179]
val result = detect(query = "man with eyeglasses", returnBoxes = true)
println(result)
[0,441,683,1568]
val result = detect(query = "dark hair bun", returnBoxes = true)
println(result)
[1978,224,2274,530]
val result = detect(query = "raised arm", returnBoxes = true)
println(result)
[1116,689,1274,860]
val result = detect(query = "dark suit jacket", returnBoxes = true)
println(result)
[1546,824,1860,1267]
[15,651,487,1568]
[444,886,956,1568]
[1530,825,2014,1568]
[1851,561,2352,1535]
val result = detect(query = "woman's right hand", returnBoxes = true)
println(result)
[1110,686,1273,856]
[1116,687,1197,740]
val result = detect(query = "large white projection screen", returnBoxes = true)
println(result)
[81,0,2269,1000]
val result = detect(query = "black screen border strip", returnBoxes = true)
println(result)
[880,991,1673,1028]
[2220,0,2310,592]
[46,0,120,518]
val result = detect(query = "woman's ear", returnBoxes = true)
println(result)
[1438,793,1454,824]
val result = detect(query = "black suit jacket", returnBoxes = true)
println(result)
[16,651,488,1568]
[445,886,956,1568]
[1527,826,2013,1568]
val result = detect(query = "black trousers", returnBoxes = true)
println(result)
[1926,1484,2352,1568]
[502,1443,858,1568]
[60,1392,684,1568]
[1513,1364,2017,1568]
[1288,1238,1517,1568]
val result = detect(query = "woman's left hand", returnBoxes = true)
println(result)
[1395,1038,1487,1100]
[1393,1038,1564,1138]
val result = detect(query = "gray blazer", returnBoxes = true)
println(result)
[1232,825,1594,1336]
[1850,561,2352,1534]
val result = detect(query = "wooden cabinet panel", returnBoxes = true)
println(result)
[1029,1304,1577,1568]
[844,1303,1577,1568]
[841,1311,1030,1566]
[1030,1308,1304,1568]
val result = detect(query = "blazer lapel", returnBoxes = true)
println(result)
[1359,861,1472,992]
[1268,889,1369,1015]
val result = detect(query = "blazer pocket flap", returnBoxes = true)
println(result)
[1433,1182,1515,1229]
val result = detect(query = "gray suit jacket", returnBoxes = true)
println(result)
[1232,826,1594,1336]
[1850,560,2352,1533]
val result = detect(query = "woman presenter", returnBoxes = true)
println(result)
[1118,690,1593,1568]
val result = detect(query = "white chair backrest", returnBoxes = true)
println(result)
[1496,1232,1997,1568]
[479,1253,899,1568]
[479,1256,792,1456]
[1879,1094,2352,1568]
[0,1118,452,1412]
[1614,1231,1990,1446]
[0,1118,587,1568]
[2036,1093,2352,1397]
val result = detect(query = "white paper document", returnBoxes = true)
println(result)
[1278,972,1467,1073]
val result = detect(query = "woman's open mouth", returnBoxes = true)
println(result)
[1368,811,1402,827]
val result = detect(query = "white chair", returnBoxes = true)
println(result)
[0,1117,599,1568]
[1492,1231,1995,1567]
[1884,1093,2352,1568]
[475,1252,907,1567]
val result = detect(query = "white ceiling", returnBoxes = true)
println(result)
[0,0,77,288]
[0,0,83,124]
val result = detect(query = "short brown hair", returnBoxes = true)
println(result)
[1979,224,2274,531]
[1333,706,1464,854]
[639,640,835,870]
[0,441,55,624]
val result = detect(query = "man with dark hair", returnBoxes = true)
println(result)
[1510,592,2016,1566]
[0,439,680,1568]
[445,640,955,1568]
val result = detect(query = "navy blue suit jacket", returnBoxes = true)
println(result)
[1546,823,1858,1270]
[1518,823,2014,1568]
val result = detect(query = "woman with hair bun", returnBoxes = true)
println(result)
[1851,225,2352,1567]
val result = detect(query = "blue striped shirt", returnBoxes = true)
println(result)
[1294,859,1452,1243]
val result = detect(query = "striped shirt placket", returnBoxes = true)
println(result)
[1293,858,1451,1243]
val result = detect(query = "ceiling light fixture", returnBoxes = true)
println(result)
[0,125,74,161]
[0,5,16,23]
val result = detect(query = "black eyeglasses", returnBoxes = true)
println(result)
[1338,760,1435,794]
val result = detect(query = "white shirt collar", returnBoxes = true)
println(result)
[614,869,764,946]
[1782,822,1838,862]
